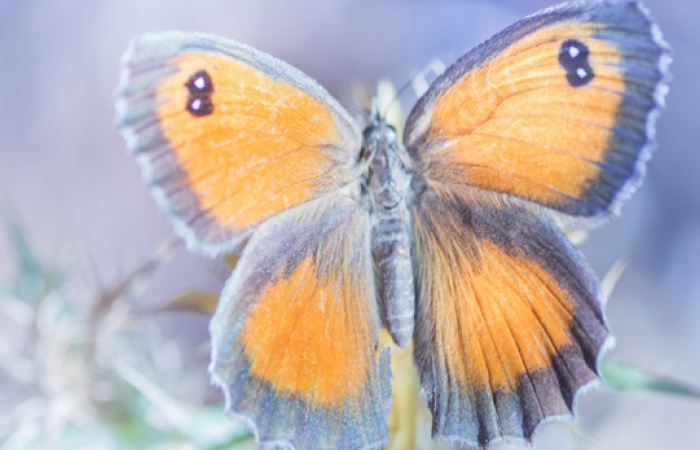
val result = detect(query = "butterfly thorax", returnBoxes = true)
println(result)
[363,120,415,349]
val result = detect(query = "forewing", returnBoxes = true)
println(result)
[209,193,391,449]
[117,32,361,255]
[411,185,612,446]
[405,1,670,221]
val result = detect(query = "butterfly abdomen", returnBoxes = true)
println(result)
[366,122,415,349]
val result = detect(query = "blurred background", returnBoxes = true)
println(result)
[0,0,698,449]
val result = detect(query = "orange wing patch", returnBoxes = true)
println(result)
[156,53,353,231]
[430,238,574,391]
[242,255,370,406]
[411,187,611,443]
[117,33,361,255]
[418,23,623,210]
[428,25,625,205]
[406,3,669,220]
[209,196,390,449]
[413,191,577,392]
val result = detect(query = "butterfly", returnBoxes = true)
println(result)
[116,1,670,448]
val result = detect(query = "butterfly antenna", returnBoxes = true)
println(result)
[380,79,413,119]
[370,98,381,124]
[380,58,447,119]
[410,58,447,97]
[340,101,364,116]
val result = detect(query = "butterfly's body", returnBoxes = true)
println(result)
[118,1,670,448]
[365,119,415,349]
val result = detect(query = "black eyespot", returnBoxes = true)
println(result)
[187,96,214,116]
[186,70,214,94]
[559,39,594,87]
[185,70,214,117]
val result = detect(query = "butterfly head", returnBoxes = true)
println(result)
[364,96,414,163]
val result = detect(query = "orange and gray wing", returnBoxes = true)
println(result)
[116,32,361,255]
[404,1,670,222]
[411,185,612,446]
[209,194,391,449]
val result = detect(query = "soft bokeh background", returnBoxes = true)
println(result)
[1,0,699,448]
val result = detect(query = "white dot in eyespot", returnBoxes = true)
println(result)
[576,67,588,79]
[194,76,206,90]
[568,45,580,59]
[191,98,202,110]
